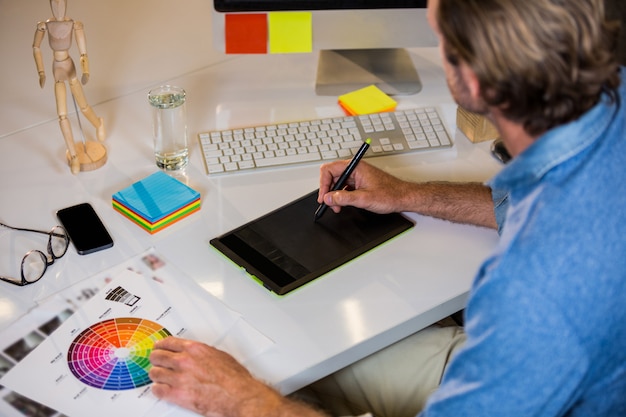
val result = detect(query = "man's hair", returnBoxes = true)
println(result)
[436,0,621,136]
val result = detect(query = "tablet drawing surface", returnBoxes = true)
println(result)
[210,190,415,295]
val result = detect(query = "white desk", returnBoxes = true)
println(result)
[0,1,502,398]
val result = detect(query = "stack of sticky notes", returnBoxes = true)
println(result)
[338,84,397,116]
[112,171,201,234]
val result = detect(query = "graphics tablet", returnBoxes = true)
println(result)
[210,190,415,295]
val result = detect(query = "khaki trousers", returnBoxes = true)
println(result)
[293,322,466,417]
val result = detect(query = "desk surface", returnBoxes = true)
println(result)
[0,3,501,399]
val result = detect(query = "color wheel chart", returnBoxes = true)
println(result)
[67,317,171,390]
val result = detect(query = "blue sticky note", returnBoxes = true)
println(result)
[112,172,200,223]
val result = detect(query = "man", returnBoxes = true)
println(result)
[148,0,625,416]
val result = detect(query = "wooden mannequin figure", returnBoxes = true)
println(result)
[33,0,106,174]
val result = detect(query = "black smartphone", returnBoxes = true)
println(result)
[56,203,114,255]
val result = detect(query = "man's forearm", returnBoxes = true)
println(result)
[235,385,328,417]
[402,182,497,229]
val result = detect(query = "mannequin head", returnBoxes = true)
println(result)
[50,0,67,20]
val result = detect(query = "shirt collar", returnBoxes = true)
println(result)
[489,67,624,191]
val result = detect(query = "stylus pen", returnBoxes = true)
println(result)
[314,138,372,221]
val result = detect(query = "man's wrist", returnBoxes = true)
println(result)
[236,385,327,417]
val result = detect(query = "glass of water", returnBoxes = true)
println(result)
[148,85,189,170]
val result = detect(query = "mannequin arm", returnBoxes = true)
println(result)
[74,21,90,84]
[33,22,47,88]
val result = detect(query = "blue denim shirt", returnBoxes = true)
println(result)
[422,67,626,416]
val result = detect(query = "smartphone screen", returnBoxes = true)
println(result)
[56,203,114,255]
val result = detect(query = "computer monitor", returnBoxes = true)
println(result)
[212,0,437,96]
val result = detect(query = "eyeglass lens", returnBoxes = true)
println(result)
[49,226,70,258]
[22,250,48,283]
[19,226,69,284]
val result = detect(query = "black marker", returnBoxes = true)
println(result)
[314,138,371,221]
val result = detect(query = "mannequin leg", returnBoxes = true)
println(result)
[55,81,79,174]
[69,77,105,142]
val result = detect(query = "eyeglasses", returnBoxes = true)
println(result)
[0,222,70,286]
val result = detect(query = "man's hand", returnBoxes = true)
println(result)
[149,337,325,417]
[317,160,411,214]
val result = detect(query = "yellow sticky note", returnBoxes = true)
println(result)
[338,85,398,116]
[268,12,312,54]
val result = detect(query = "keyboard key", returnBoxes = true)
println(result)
[254,152,321,167]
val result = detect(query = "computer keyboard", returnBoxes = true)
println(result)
[198,106,452,175]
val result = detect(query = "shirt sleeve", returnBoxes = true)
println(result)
[490,187,509,235]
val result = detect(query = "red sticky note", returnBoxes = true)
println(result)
[225,13,268,54]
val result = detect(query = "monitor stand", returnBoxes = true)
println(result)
[315,48,423,96]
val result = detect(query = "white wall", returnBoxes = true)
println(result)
[0,0,224,138]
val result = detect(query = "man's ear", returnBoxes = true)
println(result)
[461,63,482,101]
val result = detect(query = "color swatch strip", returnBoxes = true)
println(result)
[67,317,171,390]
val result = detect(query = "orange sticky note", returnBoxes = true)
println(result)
[268,12,312,54]
[338,85,397,116]
[225,13,268,54]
